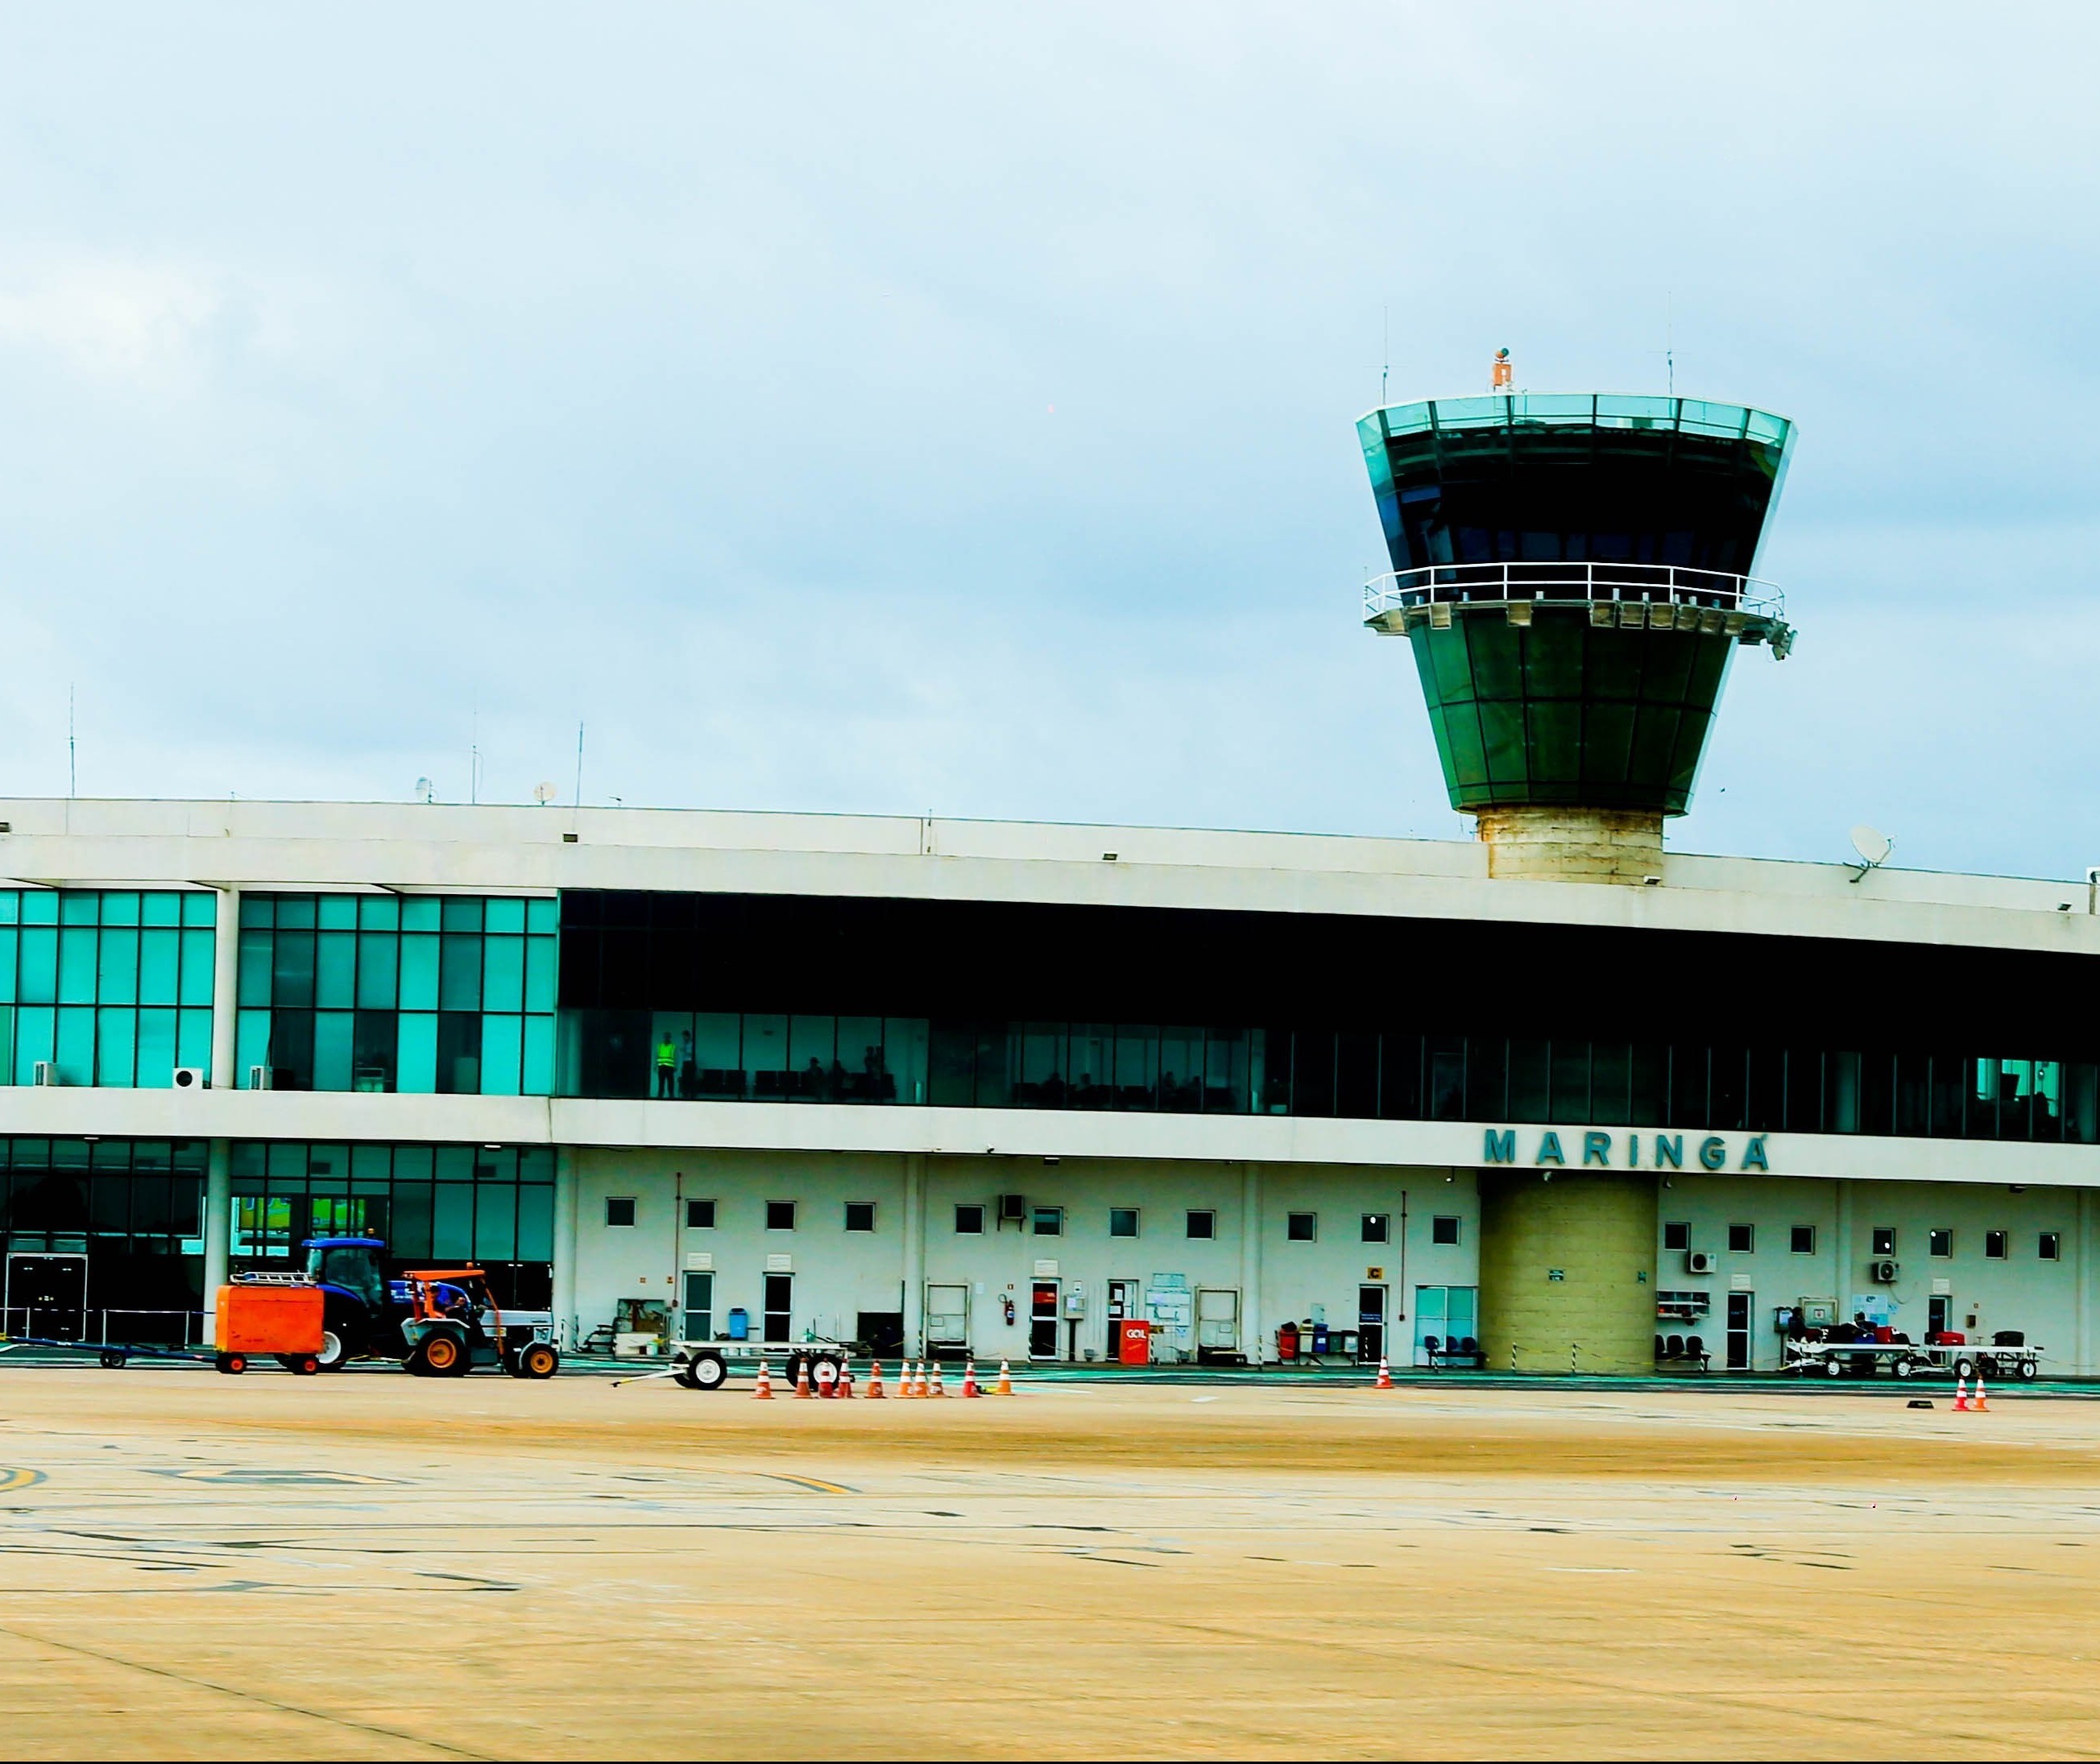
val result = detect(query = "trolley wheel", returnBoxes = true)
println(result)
[690,1353,728,1392]
[419,1330,470,1377]
[288,1354,319,1376]
[2018,1358,2040,1382]
[1954,1356,1978,1382]
[216,1352,247,1375]
[1824,1356,1844,1377]
[516,1342,559,1380]
[316,1330,349,1372]
[1893,1356,1914,1378]
[99,1349,127,1370]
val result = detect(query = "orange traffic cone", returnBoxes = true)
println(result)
[1953,1373,1970,1411]
[1374,1355,1394,1391]
[867,1360,886,1398]
[994,1358,1013,1396]
[814,1358,836,1398]
[1972,1374,1990,1412]
[900,1360,918,1398]
[839,1365,855,1398]
[930,1360,946,1398]
[794,1360,813,1399]
[963,1359,980,1398]
[753,1360,774,1400]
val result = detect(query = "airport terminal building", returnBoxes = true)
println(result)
[3,388,2096,1376]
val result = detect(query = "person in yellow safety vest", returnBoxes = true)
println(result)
[655,1033,676,1099]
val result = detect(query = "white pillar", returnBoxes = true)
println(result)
[1832,1175,1854,1340]
[903,1153,926,1357]
[2077,1187,2094,1377]
[1240,1162,1263,1364]
[553,1145,579,1349]
[201,885,241,1306]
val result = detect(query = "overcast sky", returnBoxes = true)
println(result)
[1,4,2095,877]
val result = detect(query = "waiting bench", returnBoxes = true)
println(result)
[1654,1332,1712,1371]
[1423,1334,1485,1370]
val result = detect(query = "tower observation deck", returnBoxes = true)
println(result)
[1360,391,1796,880]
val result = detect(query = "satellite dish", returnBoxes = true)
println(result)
[532,782,557,805]
[1848,825,1893,882]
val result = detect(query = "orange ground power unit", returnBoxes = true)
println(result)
[213,1283,325,1361]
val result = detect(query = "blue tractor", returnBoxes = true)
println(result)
[301,1236,558,1377]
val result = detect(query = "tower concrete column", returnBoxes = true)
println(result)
[1478,1170,1656,1374]
[2077,1187,2094,1377]
[553,1145,579,1349]
[1240,1162,1263,1364]
[201,885,241,1306]
[902,1153,926,1357]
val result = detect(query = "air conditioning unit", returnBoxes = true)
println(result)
[172,1066,206,1091]
[30,1060,56,1087]
[1870,1258,1899,1284]
[996,1194,1027,1229]
[1685,1250,1718,1275]
[248,1064,274,1091]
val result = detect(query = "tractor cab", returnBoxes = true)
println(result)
[301,1235,404,1370]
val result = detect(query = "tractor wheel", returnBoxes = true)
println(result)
[420,1330,470,1377]
[690,1354,728,1392]
[404,1348,432,1377]
[517,1342,560,1380]
[316,1330,350,1372]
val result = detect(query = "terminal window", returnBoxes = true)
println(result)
[766,1201,797,1231]
[1187,1210,1216,1240]
[2040,1232,2061,1261]
[1431,1215,1462,1246]
[844,1202,876,1232]
[1109,1207,1139,1237]
[1287,1212,1317,1242]
[1031,1206,1062,1236]
[686,1199,715,1229]
[1663,1220,1690,1251]
[1930,1229,1953,1257]
[1361,1213,1390,1244]
[1872,1227,1897,1256]
[606,1196,636,1228]
[1985,1230,2007,1259]
[954,1204,984,1234]
[1790,1226,1816,1254]
[1727,1224,1754,1253]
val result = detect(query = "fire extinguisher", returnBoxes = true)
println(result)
[1001,1294,1017,1326]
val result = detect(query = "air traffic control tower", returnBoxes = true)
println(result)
[1360,383,1798,1373]
[1361,387,1796,883]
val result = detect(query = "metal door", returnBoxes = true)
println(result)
[1196,1287,1240,1354]
[6,1253,87,1341]
[681,1271,714,1344]
[926,1283,969,1352]
[1029,1280,1059,1358]
[1725,1290,1752,1369]
[762,1273,793,1343]
[1357,1285,1387,1361]
[1928,1294,1951,1339]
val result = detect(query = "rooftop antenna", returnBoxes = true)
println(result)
[1847,824,1893,884]
[1381,305,1390,406]
[470,694,479,806]
[574,720,585,810]
[1666,291,1675,398]
[67,684,76,798]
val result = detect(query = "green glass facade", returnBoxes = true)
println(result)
[0,1137,209,1327]
[235,895,557,1095]
[1410,611,1734,812]
[0,890,217,1087]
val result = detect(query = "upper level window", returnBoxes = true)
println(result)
[1871,1227,1896,1256]
[1361,1213,1390,1244]
[685,1199,715,1229]
[844,1202,876,1232]
[1031,1206,1062,1236]
[1187,1210,1216,1240]
[1790,1226,1816,1254]
[766,1200,796,1231]
[1930,1229,1953,1257]
[1431,1215,1462,1246]
[1109,1207,1139,1237]
[954,1203,984,1235]
[606,1196,636,1228]
[1663,1220,1690,1251]
[1286,1212,1317,1242]
[1985,1229,2007,1260]
[2040,1231,2061,1261]
[1727,1224,1754,1253]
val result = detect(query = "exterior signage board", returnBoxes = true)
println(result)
[1482,1128,1770,1173]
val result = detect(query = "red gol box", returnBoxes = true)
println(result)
[213,1284,325,1356]
[1118,1319,1154,1366]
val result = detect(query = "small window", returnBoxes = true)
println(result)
[1871,1227,1896,1257]
[605,1195,636,1228]
[1431,1215,1461,1246]
[1286,1211,1317,1242]
[844,1202,876,1232]
[954,1203,984,1235]
[1929,1228,1953,1257]
[1361,1212,1390,1244]
[1790,1226,1816,1255]
[1187,1209,1216,1240]
[1663,1220,1690,1252]
[1109,1207,1139,1238]
[1727,1224,1754,1253]
[1031,1206,1062,1236]
[766,1200,797,1232]
[1985,1229,2007,1260]
[2040,1231,2061,1261]
[685,1199,715,1229]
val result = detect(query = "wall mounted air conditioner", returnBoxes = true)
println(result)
[1685,1250,1718,1275]
[248,1065,274,1091]
[1870,1258,1899,1284]
[996,1194,1027,1230]
[30,1061,55,1087]
[172,1066,207,1091]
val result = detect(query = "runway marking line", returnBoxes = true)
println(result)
[0,1468,46,1491]
[764,1473,856,1495]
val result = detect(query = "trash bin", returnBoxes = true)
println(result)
[1118,1319,1152,1366]
[727,1306,750,1341]
[1276,1321,1299,1362]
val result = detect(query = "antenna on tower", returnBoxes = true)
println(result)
[68,684,76,799]
[574,721,586,809]
[1381,306,1390,407]
[1666,291,1675,398]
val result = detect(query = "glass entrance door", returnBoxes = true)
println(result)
[1725,1290,1753,1369]
[1029,1280,1059,1358]
[1357,1285,1387,1361]
[1413,1284,1477,1365]
[763,1273,793,1343]
[681,1271,714,1344]
[5,1253,87,1341]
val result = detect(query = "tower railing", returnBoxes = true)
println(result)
[1362,561,1785,624]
